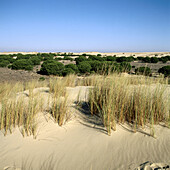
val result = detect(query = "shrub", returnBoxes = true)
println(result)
[160,57,168,63]
[11,59,33,71]
[30,56,41,65]
[62,68,75,76]
[137,57,144,61]
[40,60,64,75]
[151,57,159,63]
[88,60,102,73]
[63,56,73,61]
[0,60,10,67]
[135,67,151,76]
[158,66,170,77]
[75,56,87,65]
[88,55,104,61]
[106,56,116,61]
[120,62,132,72]
[142,57,151,63]
[65,64,79,73]
[77,61,91,73]
[0,55,14,63]
[116,56,134,62]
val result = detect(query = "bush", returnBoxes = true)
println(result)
[135,67,151,76]
[30,56,41,65]
[158,66,170,77]
[137,57,144,61]
[116,56,134,63]
[0,55,14,63]
[77,62,91,73]
[65,64,79,73]
[88,55,104,61]
[151,57,159,63]
[11,59,33,71]
[142,57,151,63]
[0,60,10,67]
[120,62,132,72]
[63,56,73,61]
[40,60,64,75]
[88,60,102,73]
[75,56,87,65]
[106,56,116,61]
[62,68,75,76]
[160,57,168,63]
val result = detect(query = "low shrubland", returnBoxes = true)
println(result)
[1,53,170,77]
[158,65,170,77]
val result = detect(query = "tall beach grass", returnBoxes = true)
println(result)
[89,74,169,136]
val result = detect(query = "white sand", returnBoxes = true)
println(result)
[0,86,169,170]
[1,51,170,58]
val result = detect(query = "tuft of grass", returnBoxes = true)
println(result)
[49,78,69,126]
[89,74,169,136]
[0,81,41,138]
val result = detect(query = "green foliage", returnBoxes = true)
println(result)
[0,55,14,63]
[142,57,151,63]
[40,60,64,75]
[158,66,170,77]
[135,67,151,76]
[116,56,134,62]
[88,55,105,61]
[137,56,144,60]
[120,62,132,72]
[77,61,92,73]
[151,57,159,63]
[63,56,73,61]
[62,68,75,76]
[88,60,102,73]
[11,59,33,71]
[39,77,45,81]
[75,56,87,64]
[106,56,116,61]
[159,56,168,63]
[0,60,10,67]
[65,64,79,73]
[30,56,41,65]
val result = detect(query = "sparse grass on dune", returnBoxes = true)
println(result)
[0,85,40,138]
[49,78,69,126]
[0,74,169,138]
[89,74,169,136]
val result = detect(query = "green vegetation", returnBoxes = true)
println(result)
[1,53,169,77]
[11,59,33,71]
[135,67,151,76]
[158,66,170,77]
[0,60,10,67]
[77,61,92,73]
[40,60,64,75]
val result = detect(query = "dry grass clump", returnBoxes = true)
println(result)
[89,74,169,136]
[49,78,69,126]
[0,83,40,138]
[76,74,104,86]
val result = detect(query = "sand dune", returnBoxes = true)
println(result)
[0,86,169,170]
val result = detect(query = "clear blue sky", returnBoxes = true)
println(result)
[0,0,169,52]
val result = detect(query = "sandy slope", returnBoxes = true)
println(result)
[0,87,169,170]
[0,51,170,58]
